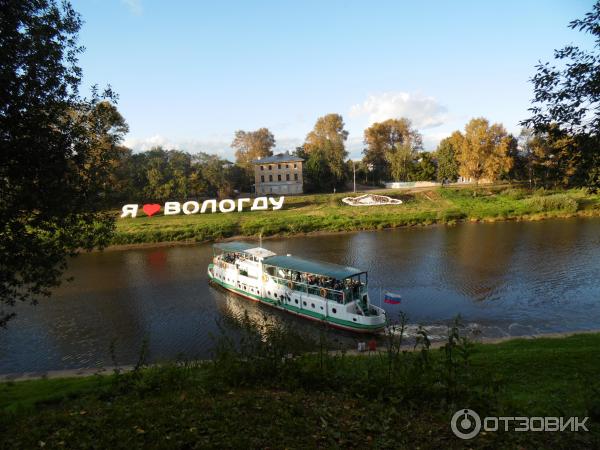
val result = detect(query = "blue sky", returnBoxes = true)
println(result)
[73,0,595,158]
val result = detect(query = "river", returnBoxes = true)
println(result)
[1,218,599,374]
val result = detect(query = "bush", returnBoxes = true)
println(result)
[523,194,579,213]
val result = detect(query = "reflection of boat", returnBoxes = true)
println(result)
[208,242,386,333]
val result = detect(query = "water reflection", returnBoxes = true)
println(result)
[1,218,599,374]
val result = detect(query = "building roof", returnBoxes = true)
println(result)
[263,254,364,280]
[252,152,304,164]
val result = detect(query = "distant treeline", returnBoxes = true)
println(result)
[104,113,599,205]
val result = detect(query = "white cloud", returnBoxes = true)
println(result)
[422,131,452,151]
[121,0,142,15]
[124,135,233,158]
[123,135,304,161]
[350,92,448,129]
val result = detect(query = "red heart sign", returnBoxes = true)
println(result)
[142,204,161,217]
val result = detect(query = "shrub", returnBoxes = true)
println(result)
[523,194,579,213]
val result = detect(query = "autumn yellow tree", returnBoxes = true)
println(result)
[303,114,349,189]
[231,128,275,188]
[231,128,275,167]
[454,118,513,183]
[362,118,422,184]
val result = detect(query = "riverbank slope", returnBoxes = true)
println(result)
[2,332,598,448]
[112,186,600,247]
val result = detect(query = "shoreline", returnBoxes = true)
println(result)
[102,209,600,252]
[3,328,599,382]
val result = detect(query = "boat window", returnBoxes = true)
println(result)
[303,301,307,306]
[332,308,337,314]
[274,293,278,298]
[311,303,315,308]
[295,299,298,304]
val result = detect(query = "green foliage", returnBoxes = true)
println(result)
[0,1,123,326]
[523,193,579,213]
[362,118,423,184]
[412,152,437,181]
[522,1,600,190]
[302,114,349,191]
[436,135,460,182]
[3,329,600,448]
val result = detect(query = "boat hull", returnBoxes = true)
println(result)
[208,265,385,333]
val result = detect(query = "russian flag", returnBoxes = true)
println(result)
[384,292,402,305]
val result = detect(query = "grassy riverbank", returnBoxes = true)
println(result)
[112,185,600,246]
[1,331,599,448]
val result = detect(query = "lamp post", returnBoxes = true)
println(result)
[353,160,356,193]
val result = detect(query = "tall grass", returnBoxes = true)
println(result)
[523,193,579,213]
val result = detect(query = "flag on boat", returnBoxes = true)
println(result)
[384,292,402,304]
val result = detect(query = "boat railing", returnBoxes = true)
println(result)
[213,257,236,270]
[267,274,347,304]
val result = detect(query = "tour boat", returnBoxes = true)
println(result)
[207,242,387,333]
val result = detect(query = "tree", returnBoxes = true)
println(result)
[303,114,349,190]
[1,1,124,325]
[297,146,335,192]
[231,128,275,167]
[454,118,513,183]
[522,1,600,189]
[231,128,275,190]
[413,152,437,181]
[435,133,460,183]
[362,118,422,184]
[527,125,580,187]
[387,143,416,181]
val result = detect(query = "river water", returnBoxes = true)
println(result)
[1,218,599,374]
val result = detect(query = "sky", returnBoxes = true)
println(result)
[72,0,596,159]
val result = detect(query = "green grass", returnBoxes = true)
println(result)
[111,185,600,246]
[1,333,599,449]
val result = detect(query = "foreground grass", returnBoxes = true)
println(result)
[112,185,600,245]
[1,333,599,449]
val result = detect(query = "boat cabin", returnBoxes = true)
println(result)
[261,255,368,305]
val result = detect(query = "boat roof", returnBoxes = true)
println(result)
[213,242,276,259]
[263,254,364,280]
[245,247,276,259]
[213,242,256,252]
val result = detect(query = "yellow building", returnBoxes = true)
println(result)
[253,152,304,195]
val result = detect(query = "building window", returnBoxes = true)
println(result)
[261,175,264,182]
[269,175,273,182]
[268,165,272,170]
[277,174,281,181]
[260,165,264,171]
[294,163,297,169]
[286,174,290,181]
[278,164,281,169]
[294,173,298,181]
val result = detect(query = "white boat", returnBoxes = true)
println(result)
[207,242,387,333]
